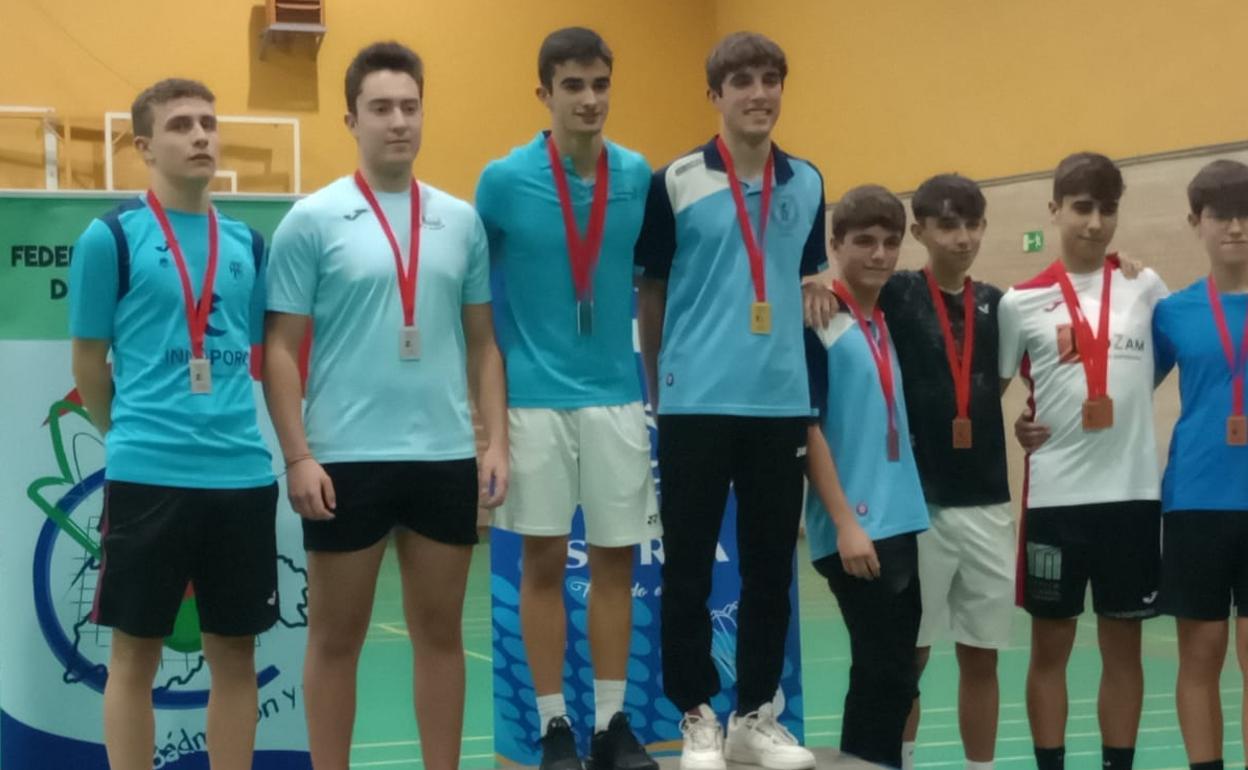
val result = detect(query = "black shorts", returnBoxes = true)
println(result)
[1020,500,1161,620]
[302,460,480,552]
[92,480,279,638]
[1160,510,1248,620]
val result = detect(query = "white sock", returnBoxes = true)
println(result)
[902,741,916,770]
[594,679,627,733]
[536,693,567,736]
[966,762,994,770]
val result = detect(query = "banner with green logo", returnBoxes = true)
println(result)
[0,192,293,341]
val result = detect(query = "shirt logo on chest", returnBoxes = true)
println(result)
[205,293,226,337]
[771,193,801,232]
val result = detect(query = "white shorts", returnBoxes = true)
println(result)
[916,502,1017,649]
[492,403,660,547]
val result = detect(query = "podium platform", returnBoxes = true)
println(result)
[657,749,885,769]
[509,748,886,769]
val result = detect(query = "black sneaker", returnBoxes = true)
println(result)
[539,716,585,770]
[587,712,659,770]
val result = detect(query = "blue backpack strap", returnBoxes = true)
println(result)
[99,197,146,300]
[249,227,265,272]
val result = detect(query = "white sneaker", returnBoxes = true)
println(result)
[724,704,815,770]
[679,704,726,770]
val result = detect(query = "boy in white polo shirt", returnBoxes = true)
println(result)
[998,152,1167,770]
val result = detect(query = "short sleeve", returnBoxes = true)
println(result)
[985,283,1005,313]
[474,161,506,258]
[997,290,1026,379]
[249,233,268,345]
[1145,270,1170,309]
[799,169,828,276]
[634,167,676,279]
[878,273,906,318]
[68,218,121,340]
[463,212,492,305]
[1152,299,1177,380]
[805,327,829,422]
[266,203,320,316]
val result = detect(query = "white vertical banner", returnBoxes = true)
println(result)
[0,341,312,769]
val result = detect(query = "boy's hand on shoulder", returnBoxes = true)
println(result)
[802,272,838,328]
[1118,251,1145,279]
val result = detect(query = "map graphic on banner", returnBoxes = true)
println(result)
[0,193,311,769]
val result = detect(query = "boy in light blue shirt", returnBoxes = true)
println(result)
[804,185,928,769]
[262,42,507,770]
[69,77,277,770]
[475,27,659,770]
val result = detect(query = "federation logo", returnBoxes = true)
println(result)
[771,194,800,232]
[23,393,308,710]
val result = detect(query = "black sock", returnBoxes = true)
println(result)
[1103,746,1135,770]
[1035,745,1065,770]
[1189,761,1222,770]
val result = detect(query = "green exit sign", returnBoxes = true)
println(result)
[1023,231,1045,253]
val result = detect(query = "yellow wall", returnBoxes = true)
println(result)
[715,0,1248,199]
[0,0,718,197]
[9,2,1245,200]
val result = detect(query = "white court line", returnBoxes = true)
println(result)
[805,686,1243,722]
[840,701,1247,731]
[915,738,1243,768]
[369,623,492,661]
[361,636,493,661]
[353,736,492,749]
[350,753,494,768]
[985,701,1242,728]
[904,720,1237,748]
[804,645,1039,664]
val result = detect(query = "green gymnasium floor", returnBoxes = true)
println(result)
[348,538,1243,769]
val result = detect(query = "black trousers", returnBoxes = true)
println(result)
[657,414,807,714]
[815,532,922,769]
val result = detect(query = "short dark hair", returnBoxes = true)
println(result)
[912,173,986,221]
[706,31,787,94]
[345,42,424,114]
[131,78,215,137]
[832,185,907,241]
[538,27,613,90]
[1187,159,1248,218]
[1053,152,1124,204]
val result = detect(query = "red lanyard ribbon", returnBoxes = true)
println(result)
[833,281,898,455]
[923,268,976,420]
[147,190,218,359]
[1053,259,1113,400]
[546,135,609,301]
[354,170,421,327]
[1207,275,1248,416]
[717,135,773,303]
